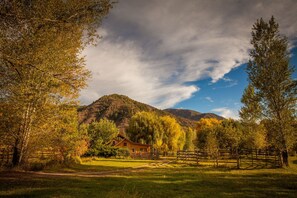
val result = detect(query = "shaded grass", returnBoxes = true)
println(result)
[0,158,297,198]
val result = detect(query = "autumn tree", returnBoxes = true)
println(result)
[245,16,297,166]
[127,112,185,153]
[50,104,89,163]
[183,127,196,151]
[160,116,185,153]
[127,112,164,150]
[0,0,112,166]
[86,118,119,156]
[196,118,244,151]
[196,118,222,150]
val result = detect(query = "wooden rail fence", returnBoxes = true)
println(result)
[177,149,281,169]
[0,147,57,166]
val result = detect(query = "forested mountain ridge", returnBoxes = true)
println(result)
[78,94,223,129]
[78,94,164,128]
[164,108,224,121]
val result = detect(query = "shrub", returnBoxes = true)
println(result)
[83,146,118,158]
[117,148,130,158]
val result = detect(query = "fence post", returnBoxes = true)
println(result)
[265,148,267,167]
[251,149,253,167]
[196,150,199,165]
[236,148,240,169]
[0,148,3,166]
[5,149,8,164]
[274,150,277,168]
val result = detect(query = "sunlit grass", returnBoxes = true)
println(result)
[43,157,157,173]
[0,157,296,197]
[82,158,154,168]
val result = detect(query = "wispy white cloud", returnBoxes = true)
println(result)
[212,107,239,120]
[80,0,297,108]
[222,77,232,82]
[205,97,214,103]
[212,77,238,89]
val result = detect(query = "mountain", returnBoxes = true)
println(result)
[164,108,224,121]
[78,94,223,130]
[78,94,162,128]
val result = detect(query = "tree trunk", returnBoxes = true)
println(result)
[12,139,20,166]
[281,150,289,167]
[11,103,35,167]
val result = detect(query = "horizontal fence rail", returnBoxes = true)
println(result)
[177,149,281,169]
[0,147,58,166]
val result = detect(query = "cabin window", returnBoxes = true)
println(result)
[140,148,143,152]
[132,148,135,152]
[124,142,127,146]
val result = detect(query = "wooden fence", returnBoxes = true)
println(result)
[0,147,57,166]
[177,149,281,169]
[130,151,160,160]
[0,146,12,166]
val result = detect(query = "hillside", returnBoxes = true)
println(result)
[78,94,223,130]
[78,94,196,129]
[164,108,224,121]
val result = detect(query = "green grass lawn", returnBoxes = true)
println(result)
[0,157,297,198]
[43,158,156,173]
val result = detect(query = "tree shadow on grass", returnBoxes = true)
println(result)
[0,168,297,198]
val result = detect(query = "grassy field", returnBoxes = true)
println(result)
[42,158,156,173]
[0,157,297,198]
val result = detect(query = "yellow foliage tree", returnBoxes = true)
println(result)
[0,0,112,166]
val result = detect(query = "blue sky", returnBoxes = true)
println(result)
[174,47,297,118]
[79,0,297,119]
[174,63,249,118]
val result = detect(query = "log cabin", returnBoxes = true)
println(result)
[111,134,151,156]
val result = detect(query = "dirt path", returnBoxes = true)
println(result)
[20,160,174,178]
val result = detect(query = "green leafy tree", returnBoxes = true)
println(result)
[0,0,111,166]
[240,85,262,123]
[245,16,297,166]
[240,85,267,150]
[87,118,119,155]
[196,118,244,151]
[127,112,185,152]
[220,119,243,149]
[183,127,196,151]
[50,105,89,163]
[127,112,164,150]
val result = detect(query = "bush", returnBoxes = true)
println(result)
[65,156,82,165]
[22,162,47,171]
[116,148,130,158]
[99,146,118,158]
[84,146,119,158]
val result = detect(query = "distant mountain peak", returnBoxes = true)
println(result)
[164,108,224,121]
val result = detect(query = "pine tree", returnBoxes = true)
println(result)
[244,16,297,166]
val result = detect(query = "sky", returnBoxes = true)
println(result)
[79,0,297,119]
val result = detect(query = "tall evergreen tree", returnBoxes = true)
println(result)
[244,16,297,166]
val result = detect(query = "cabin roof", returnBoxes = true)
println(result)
[113,134,150,147]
